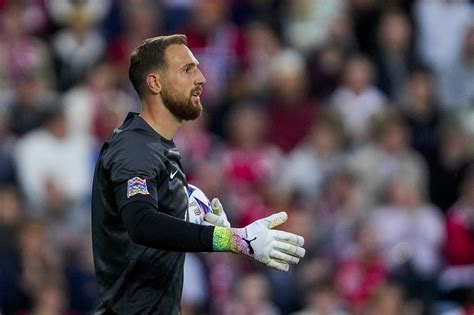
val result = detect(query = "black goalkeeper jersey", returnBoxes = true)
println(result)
[92,112,193,314]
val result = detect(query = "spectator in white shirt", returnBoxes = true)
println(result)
[15,104,94,213]
[331,54,386,144]
[371,176,445,313]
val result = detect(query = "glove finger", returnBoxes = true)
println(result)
[211,198,223,215]
[260,211,288,229]
[205,213,227,227]
[273,241,306,258]
[272,230,304,246]
[204,212,219,224]
[269,249,300,265]
[266,259,289,272]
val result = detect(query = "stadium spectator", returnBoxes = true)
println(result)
[62,60,134,143]
[307,44,346,101]
[63,229,99,314]
[442,24,474,109]
[106,0,162,90]
[314,168,368,260]
[224,272,280,315]
[373,9,417,103]
[0,185,25,314]
[428,119,473,212]
[293,280,347,315]
[440,166,474,307]
[415,0,474,69]
[0,1,54,95]
[364,282,414,315]
[371,176,444,314]
[6,68,57,137]
[221,104,281,226]
[335,222,388,313]
[283,0,347,53]
[349,110,427,205]
[14,104,94,213]
[49,1,108,91]
[175,114,222,178]
[402,65,443,163]
[278,110,345,201]
[265,49,318,152]
[331,54,386,144]
[415,0,474,109]
[15,219,63,314]
[242,21,282,98]
[180,0,245,106]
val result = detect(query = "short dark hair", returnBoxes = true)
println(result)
[128,34,187,98]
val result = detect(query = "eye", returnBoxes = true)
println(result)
[185,66,192,73]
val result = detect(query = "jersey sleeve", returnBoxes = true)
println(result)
[113,177,158,210]
[103,133,164,210]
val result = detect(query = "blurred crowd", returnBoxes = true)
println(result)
[0,0,473,314]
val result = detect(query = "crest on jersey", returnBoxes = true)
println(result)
[127,177,149,198]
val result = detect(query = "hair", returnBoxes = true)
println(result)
[369,108,408,143]
[128,34,187,98]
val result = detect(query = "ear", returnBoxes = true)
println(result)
[146,73,161,95]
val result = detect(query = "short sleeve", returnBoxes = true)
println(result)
[103,133,164,210]
[114,177,159,211]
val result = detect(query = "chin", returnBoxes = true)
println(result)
[192,97,202,108]
[181,104,202,121]
[192,100,203,115]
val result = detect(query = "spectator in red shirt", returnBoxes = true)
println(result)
[440,165,474,309]
[221,104,281,226]
[445,166,474,266]
[335,222,388,314]
[265,49,318,153]
[180,0,246,106]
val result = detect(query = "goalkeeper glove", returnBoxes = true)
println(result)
[212,211,305,271]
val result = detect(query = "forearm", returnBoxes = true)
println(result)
[121,202,215,252]
[121,203,305,272]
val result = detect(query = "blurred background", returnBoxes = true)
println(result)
[0,0,473,314]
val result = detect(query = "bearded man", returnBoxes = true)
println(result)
[91,35,305,314]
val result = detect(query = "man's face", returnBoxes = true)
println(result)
[160,44,206,121]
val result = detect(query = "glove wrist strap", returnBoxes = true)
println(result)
[212,226,249,255]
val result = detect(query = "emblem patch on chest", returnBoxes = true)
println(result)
[127,177,149,198]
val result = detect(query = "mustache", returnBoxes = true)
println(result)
[191,86,203,95]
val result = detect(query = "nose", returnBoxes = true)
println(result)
[195,68,206,85]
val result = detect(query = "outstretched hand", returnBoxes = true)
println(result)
[212,212,305,272]
[241,212,305,271]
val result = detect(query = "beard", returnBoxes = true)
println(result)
[161,82,203,121]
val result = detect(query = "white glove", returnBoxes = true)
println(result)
[241,211,305,271]
[204,198,231,228]
[212,212,305,271]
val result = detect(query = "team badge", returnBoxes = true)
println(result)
[127,177,149,198]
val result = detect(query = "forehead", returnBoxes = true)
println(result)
[164,44,198,69]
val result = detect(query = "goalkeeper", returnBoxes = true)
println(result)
[91,34,305,314]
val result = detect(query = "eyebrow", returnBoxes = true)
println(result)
[181,62,199,70]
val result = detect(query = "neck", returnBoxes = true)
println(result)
[140,98,182,140]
